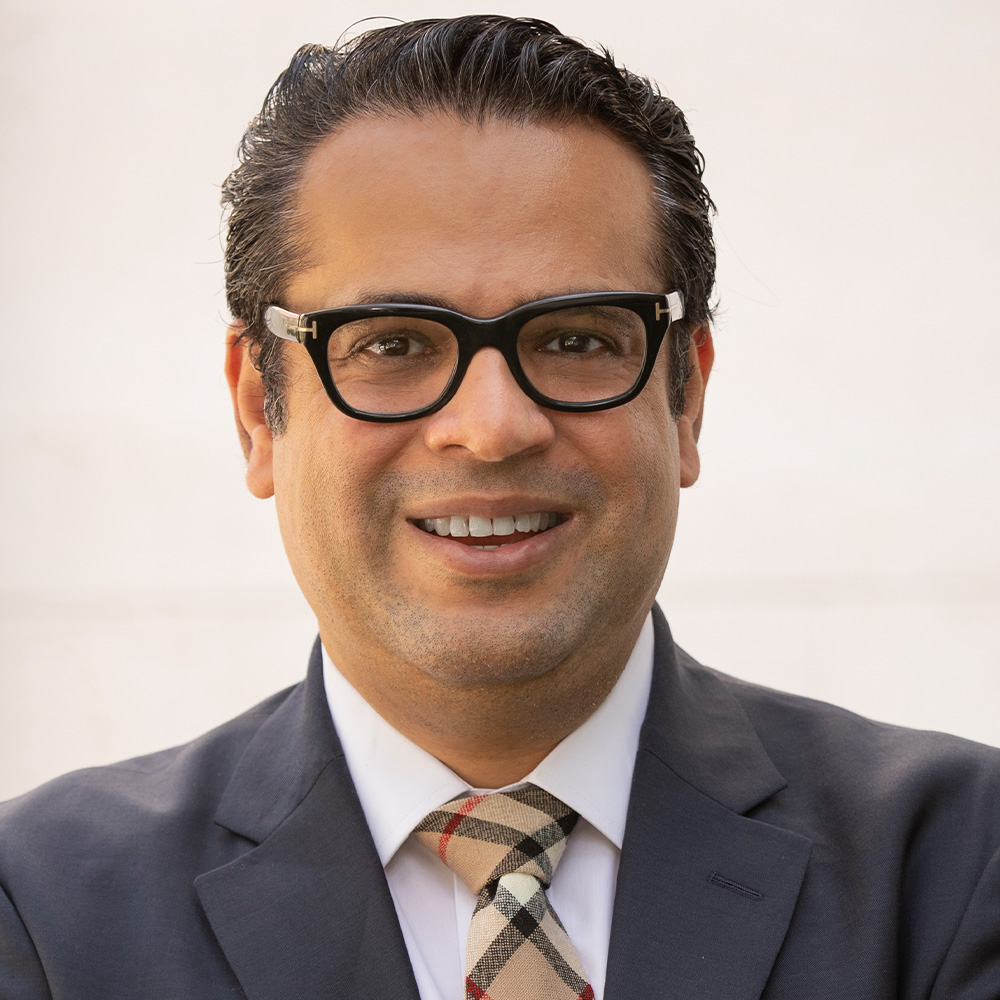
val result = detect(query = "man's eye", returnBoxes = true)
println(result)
[540,333,608,354]
[364,336,425,357]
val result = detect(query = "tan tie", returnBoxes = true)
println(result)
[413,784,594,1000]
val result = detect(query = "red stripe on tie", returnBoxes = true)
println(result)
[578,987,594,1000]
[439,794,487,863]
[466,976,492,999]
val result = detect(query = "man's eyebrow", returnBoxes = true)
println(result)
[352,290,456,309]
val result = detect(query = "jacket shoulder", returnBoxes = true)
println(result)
[699,653,1000,786]
[678,648,1000,852]
[0,683,298,870]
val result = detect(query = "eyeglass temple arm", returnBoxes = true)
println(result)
[264,305,318,343]
[658,291,684,324]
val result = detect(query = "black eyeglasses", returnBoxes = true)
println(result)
[264,290,684,422]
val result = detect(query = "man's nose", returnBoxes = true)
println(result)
[422,348,556,461]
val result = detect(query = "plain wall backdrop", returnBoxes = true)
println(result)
[1,0,997,801]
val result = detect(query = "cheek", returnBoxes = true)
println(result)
[271,422,410,620]
[566,395,677,512]
[630,365,680,498]
[271,410,413,557]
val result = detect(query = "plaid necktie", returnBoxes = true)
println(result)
[413,784,594,1000]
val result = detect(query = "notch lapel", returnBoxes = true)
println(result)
[194,639,420,1000]
[605,609,812,1000]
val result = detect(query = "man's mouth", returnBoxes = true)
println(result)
[414,512,564,549]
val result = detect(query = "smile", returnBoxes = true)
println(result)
[414,513,563,549]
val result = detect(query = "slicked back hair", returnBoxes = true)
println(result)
[222,15,716,432]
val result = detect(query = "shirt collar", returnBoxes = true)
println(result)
[322,613,654,865]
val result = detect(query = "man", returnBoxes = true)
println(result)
[1,15,997,999]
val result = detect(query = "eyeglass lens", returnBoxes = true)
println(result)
[326,304,648,416]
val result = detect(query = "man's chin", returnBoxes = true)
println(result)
[393,613,581,689]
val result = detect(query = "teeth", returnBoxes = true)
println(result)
[417,512,561,539]
[469,515,492,537]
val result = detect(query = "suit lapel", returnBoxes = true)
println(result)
[194,639,420,1000]
[605,608,812,1000]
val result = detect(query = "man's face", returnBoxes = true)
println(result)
[235,113,708,701]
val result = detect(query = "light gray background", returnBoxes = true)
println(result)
[1,0,997,801]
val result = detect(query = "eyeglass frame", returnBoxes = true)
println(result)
[263,290,685,423]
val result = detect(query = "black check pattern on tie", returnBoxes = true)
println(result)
[413,784,594,1000]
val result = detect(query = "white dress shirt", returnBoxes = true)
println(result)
[322,614,654,1000]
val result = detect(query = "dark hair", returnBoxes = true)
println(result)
[222,15,716,430]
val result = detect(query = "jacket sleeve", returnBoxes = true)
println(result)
[930,843,1000,999]
[0,884,52,1000]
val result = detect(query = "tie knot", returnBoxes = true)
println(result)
[413,784,579,895]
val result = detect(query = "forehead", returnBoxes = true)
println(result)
[286,113,661,315]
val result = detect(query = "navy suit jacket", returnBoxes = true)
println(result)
[2,608,999,998]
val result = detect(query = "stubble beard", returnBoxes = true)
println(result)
[315,462,672,694]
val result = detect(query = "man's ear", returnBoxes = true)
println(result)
[678,325,714,489]
[224,324,275,499]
